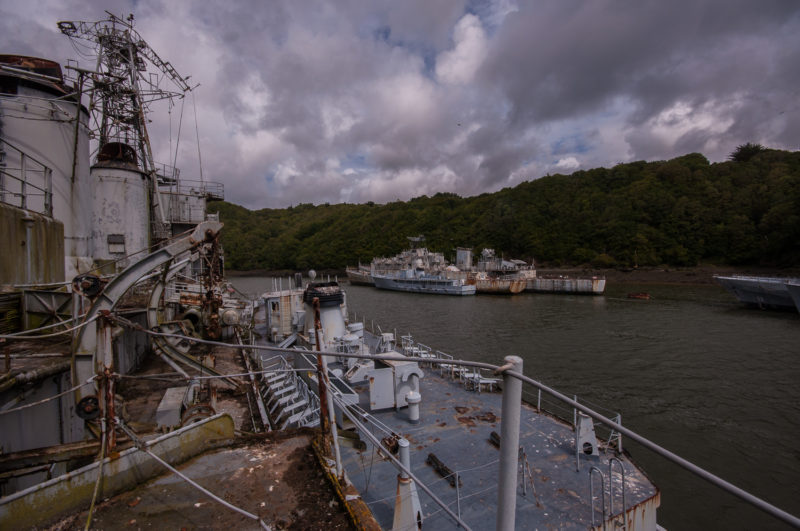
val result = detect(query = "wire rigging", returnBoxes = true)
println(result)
[192,91,204,184]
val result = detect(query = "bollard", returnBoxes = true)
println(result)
[496,355,523,531]
[393,438,422,530]
[398,438,411,478]
[406,391,421,424]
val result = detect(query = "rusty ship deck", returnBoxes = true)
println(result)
[332,358,659,529]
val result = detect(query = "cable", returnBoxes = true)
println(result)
[192,91,204,184]
[418,485,500,530]
[143,448,271,530]
[2,315,83,335]
[229,282,258,301]
[171,94,185,174]
[84,418,107,530]
[110,314,499,374]
[0,313,99,339]
[327,388,472,531]
[168,99,173,170]
[0,376,96,416]
[112,372,184,379]
[114,367,307,382]
[76,224,196,277]
[116,419,271,530]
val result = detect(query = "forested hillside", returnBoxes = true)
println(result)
[212,148,800,271]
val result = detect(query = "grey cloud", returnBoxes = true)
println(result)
[483,1,799,136]
[3,1,798,209]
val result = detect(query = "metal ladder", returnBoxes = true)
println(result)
[589,458,627,530]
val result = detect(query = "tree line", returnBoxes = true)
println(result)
[211,147,800,271]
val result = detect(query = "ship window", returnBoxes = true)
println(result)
[0,76,18,95]
[107,233,125,254]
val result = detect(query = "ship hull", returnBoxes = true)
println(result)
[787,282,800,312]
[345,267,373,286]
[714,275,799,311]
[373,274,476,295]
[471,278,527,294]
[526,276,606,295]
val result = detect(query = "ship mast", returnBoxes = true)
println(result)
[58,13,194,244]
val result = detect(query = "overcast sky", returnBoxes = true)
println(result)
[2,1,798,209]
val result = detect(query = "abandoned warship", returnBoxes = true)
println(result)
[1,13,798,531]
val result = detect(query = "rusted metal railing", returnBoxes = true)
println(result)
[0,138,53,216]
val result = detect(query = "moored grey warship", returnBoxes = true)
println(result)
[714,275,800,311]
[348,240,606,295]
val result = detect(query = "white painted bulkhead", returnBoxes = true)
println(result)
[304,302,348,350]
[0,81,92,279]
[91,165,150,270]
[165,190,207,225]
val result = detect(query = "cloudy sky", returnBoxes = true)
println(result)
[2,1,798,209]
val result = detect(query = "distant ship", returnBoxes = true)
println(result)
[344,264,372,285]
[372,269,476,295]
[349,243,605,295]
[714,275,800,311]
[527,275,607,295]
[460,247,534,294]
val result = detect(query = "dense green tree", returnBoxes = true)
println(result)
[210,149,800,271]
[729,143,766,162]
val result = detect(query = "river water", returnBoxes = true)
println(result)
[230,275,800,530]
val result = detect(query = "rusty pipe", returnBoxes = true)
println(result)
[313,298,330,435]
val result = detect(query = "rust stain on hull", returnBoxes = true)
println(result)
[312,436,381,531]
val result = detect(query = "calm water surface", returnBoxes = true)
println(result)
[231,276,800,530]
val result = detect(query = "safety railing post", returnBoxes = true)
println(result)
[496,355,523,531]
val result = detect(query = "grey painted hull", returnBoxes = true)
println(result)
[373,274,476,295]
[345,267,373,286]
[526,277,606,295]
[785,282,800,313]
[714,275,800,311]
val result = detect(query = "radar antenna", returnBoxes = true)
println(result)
[58,12,195,242]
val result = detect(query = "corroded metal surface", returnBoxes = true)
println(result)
[312,436,381,531]
[345,266,374,286]
[471,277,527,294]
[527,276,606,295]
[0,414,236,529]
[30,432,355,530]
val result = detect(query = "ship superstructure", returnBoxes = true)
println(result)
[0,14,224,284]
[0,13,234,505]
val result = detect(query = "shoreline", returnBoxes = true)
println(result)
[536,265,800,285]
[226,265,800,286]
